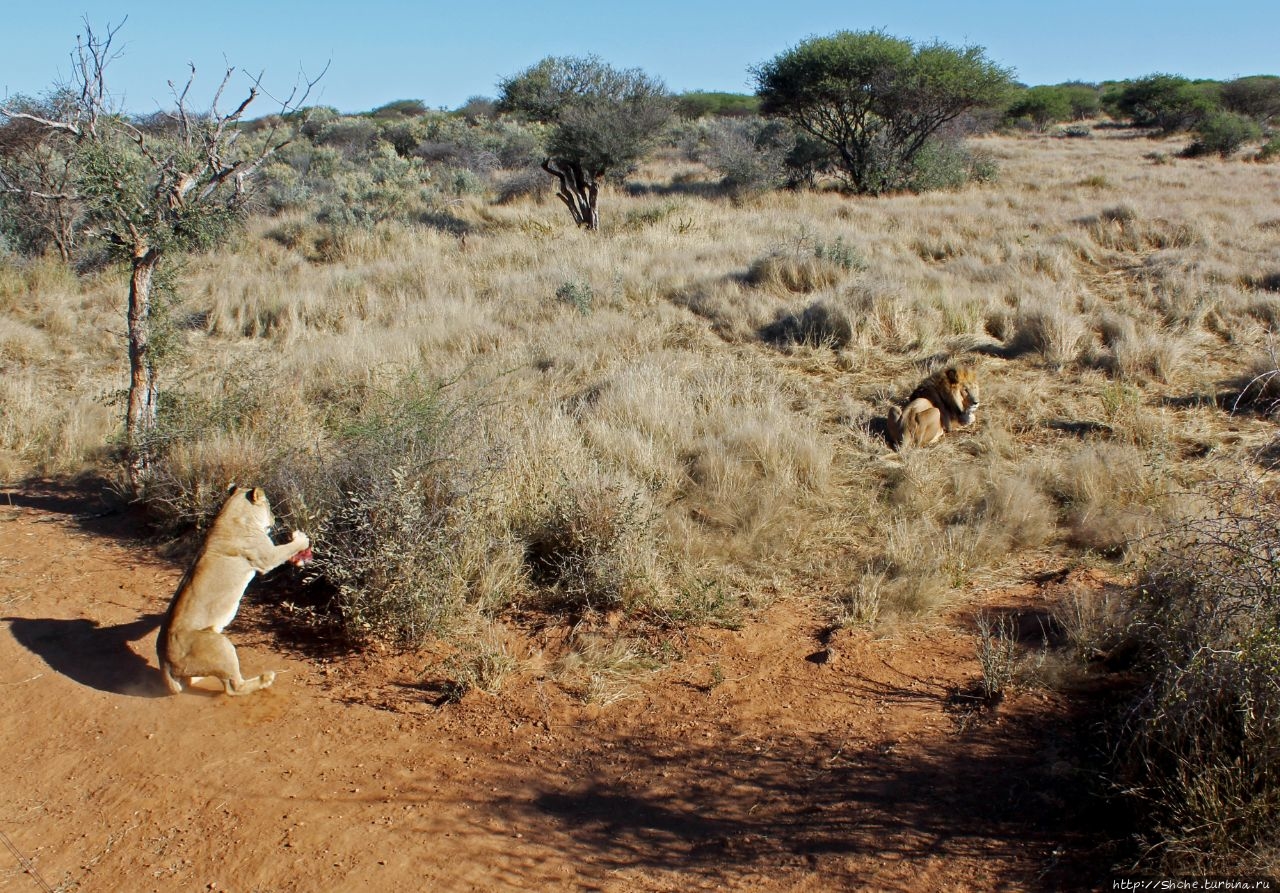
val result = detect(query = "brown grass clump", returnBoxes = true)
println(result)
[745,249,847,294]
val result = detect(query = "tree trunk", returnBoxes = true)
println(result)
[125,246,161,492]
[541,159,600,230]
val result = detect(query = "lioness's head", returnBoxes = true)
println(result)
[941,367,980,425]
[223,484,277,532]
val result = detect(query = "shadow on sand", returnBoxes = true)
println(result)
[5,614,168,697]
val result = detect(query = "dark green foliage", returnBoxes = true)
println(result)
[1006,83,1100,129]
[1184,110,1263,158]
[1007,85,1072,129]
[498,55,672,175]
[1221,75,1280,124]
[369,99,427,119]
[1059,82,1103,120]
[497,55,674,228]
[753,30,1013,194]
[1114,75,1221,133]
[675,91,761,119]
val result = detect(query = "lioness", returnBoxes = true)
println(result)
[157,485,309,696]
[886,366,981,449]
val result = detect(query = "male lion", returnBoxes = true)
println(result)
[157,485,309,696]
[886,366,981,449]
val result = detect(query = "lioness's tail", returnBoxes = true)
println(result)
[156,619,183,694]
[159,661,183,694]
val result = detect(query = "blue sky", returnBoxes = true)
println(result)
[4,1,1277,114]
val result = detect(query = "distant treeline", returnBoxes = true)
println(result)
[346,73,1280,132]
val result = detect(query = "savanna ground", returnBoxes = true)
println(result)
[2,128,1279,890]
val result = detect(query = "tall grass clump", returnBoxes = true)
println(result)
[1118,476,1280,872]
[520,473,664,614]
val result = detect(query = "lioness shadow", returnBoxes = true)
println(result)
[4,614,167,698]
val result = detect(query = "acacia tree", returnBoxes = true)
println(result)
[0,21,321,490]
[753,30,1013,194]
[497,56,673,229]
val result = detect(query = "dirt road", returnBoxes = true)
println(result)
[1,484,1113,892]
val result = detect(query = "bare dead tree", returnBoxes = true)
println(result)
[0,19,325,492]
[0,105,82,260]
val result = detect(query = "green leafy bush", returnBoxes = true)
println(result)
[754,29,1013,194]
[1114,75,1221,133]
[675,91,761,119]
[1183,110,1263,157]
[907,138,997,192]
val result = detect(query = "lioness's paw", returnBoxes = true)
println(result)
[290,530,310,550]
[261,670,276,688]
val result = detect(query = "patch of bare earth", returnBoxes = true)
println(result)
[1,484,1119,892]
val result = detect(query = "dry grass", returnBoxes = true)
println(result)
[2,130,1278,640]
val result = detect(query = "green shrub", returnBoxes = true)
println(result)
[1006,85,1072,130]
[1184,111,1263,158]
[1221,76,1280,124]
[1115,75,1220,133]
[301,377,499,646]
[675,91,761,119]
[554,279,594,314]
[907,138,997,192]
[1259,135,1280,163]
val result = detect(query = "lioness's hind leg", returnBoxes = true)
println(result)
[226,669,276,696]
[183,629,274,696]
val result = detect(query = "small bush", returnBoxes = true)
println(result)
[1183,111,1263,158]
[907,138,998,192]
[495,168,547,204]
[1008,300,1087,369]
[1255,135,1280,163]
[761,300,854,349]
[305,377,500,646]
[441,624,518,697]
[521,476,664,613]
[697,117,794,194]
[554,279,594,315]
[1119,477,1280,872]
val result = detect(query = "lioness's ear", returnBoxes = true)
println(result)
[248,487,265,505]
[226,482,239,495]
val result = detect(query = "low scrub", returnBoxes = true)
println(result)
[1118,477,1280,873]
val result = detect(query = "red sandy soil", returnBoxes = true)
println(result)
[0,482,1124,892]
